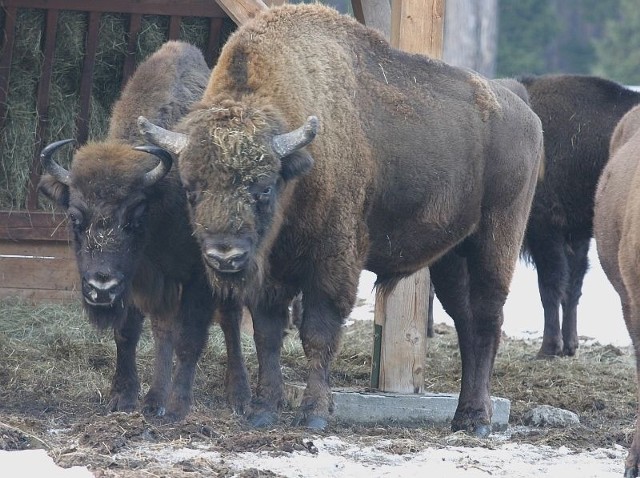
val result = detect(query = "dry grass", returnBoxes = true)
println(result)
[0,10,234,209]
[0,298,637,475]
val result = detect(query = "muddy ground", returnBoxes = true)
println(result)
[0,299,636,476]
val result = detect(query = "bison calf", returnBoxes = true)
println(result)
[38,41,251,420]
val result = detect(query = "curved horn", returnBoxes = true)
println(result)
[40,139,75,185]
[137,116,188,155]
[272,116,319,158]
[134,145,173,187]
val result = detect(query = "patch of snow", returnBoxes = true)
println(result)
[0,450,92,478]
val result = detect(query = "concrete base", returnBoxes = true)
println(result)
[285,384,510,430]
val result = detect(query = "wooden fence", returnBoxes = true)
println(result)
[0,0,233,303]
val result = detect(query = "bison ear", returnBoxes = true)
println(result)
[280,150,314,181]
[38,175,70,209]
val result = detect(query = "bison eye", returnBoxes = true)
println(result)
[124,202,147,230]
[68,208,85,231]
[254,186,273,204]
[186,189,202,207]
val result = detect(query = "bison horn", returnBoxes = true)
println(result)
[272,116,319,158]
[40,139,75,186]
[134,145,173,187]
[137,116,188,156]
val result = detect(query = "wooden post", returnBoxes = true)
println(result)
[371,0,445,394]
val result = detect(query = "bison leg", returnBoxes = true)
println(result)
[142,313,175,417]
[248,300,289,428]
[560,237,590,356]
[293,292,346,430]
[217,298,251,415]
[527,230,568,357]
[164,277,214,421]
[108,306,144,412]
[626,339,640,478]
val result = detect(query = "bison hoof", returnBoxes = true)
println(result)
[108,395,137,413]
[537,341,563,358]
[473,423,491,438]
[291,414,328,430]
[141,403,166,418]
[248,411,278,428]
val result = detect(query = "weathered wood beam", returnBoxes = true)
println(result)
[372,0,445,394]
[215,0,268,25]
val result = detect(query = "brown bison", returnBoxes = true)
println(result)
[38,41,251,420]
[518,74,640,358]
[139,5,543,435]
[594,104,640,478]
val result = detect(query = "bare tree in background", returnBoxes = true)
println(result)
[443,0,498,78]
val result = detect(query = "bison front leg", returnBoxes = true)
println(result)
[248,301,290,428]
[108,306,144,412]
[293,296,344,430]
[142,314,175,417]
[164,278,214,421]
[217,298,251,415]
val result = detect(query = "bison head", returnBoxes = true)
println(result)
[38,139,172,329]
[138,104,317,297]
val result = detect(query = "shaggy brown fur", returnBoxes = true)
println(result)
[142,5,544,435]
[594,104,640,478]
[38,41,251,420]
[519,74,640,358]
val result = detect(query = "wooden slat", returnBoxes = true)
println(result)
[168,15,181,40]
[75,10,101,145]
[205,17,223,67]
[0,255,78,290]
[0,239,73,258]
[26,8,59,209]
[0,6,17,133]
[0,0,227,18]
[0,211,69,241]
[0,287,79,303]
[122,13,142,87]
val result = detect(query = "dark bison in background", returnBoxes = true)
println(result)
[38,41,251,420]
[518,74,640,358]
[139,4,543,436]
[593,104,640,478]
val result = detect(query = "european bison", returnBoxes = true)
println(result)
[38,41,251,420]
[594,104,640,478]
[518,74,640,357]
[139,4,543,435]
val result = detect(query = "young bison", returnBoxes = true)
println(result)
[139,5,543,435]
[38,41,251,420]
[594,104,640,478]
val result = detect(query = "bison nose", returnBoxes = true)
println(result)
[82,271,124,307]
[204,240,251,273]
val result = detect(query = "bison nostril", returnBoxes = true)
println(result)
[230,251,248,267]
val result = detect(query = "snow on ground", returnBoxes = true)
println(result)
[2,241,632,477]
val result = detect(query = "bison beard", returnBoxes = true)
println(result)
[140,5,544,437]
